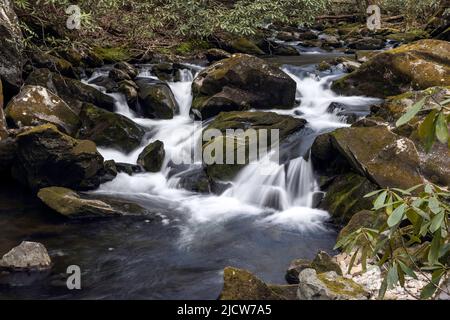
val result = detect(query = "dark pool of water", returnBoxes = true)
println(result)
[0,183,337,300]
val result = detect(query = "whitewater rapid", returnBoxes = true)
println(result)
[85,62,380,233]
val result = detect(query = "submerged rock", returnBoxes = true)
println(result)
[191,54,296,120]
[136,79,178,119]
[0,0,24,99]
[38,187,151,218]
[5,85,81,135]
[26,68,115,112]
[204,111,306,181]
[219,267,284,300]
[0,241,51,271]
[78,103,145,153]
[332,40,450,98]
[12,124,106,190]
[297,269,369,300]
[137,140,165,172]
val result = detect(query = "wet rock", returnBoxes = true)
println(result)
[297,269,369,300]
[87,75,118,93]
[38,187,151,218]
[317,61,332,71]
[227,37,265,55]
[191,54,296,119]
[114,61,138,79]
[136,78,178,119]
[258,40,300,56]
[311,251,342,276]
[172,167,212,193]
[0,0,24,99]
[12,124,106,190]
[26,68,115,112]
[152,63,177,82]
[320,173,378,224]
[204,111,306,181]
[347,38,385,50]
[205,48,231,63]
[137,140,165,172]
[77,103,145,153]
[0,241,51,271]
[5,85,81,135]
[285,259,312,284]
[116,162,145,175]
[31,52,77,78]
[109,68,131,82]
[118,80,138,106]
[219,267,284,300]
[332,40,450,98]
[319,34,342,48]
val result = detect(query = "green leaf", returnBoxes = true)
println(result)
[430,211,445,233]
[387,264,399,289]
[364,189,384,198]
[420,269,444,299]
[396,97,426,127]
[428,196,441,214]
[398,261,417,279]
[373,190,388,210]
[387,203,407,227]
[435,111,449,144]
[378,275,388,300]
[419,109,438,152]
[428,231,441,265]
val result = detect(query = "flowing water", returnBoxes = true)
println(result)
[0,55,380,299]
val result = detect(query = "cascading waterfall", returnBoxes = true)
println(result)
[85,62,379,232]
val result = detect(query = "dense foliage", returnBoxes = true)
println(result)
[14,0,330,38]
[380,0,442,24]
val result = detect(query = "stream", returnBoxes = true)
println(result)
[0,53,380,299]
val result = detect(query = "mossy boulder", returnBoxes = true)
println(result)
[330,126,424,189]
[311,251,342,276]
[203,111,306,181]
[219,267,284,300]
[205,48,231,63]
[228,38,265,55]
[0,0,24,97]
[12,124,106,190]
[191,54,296,119]
[93,47,131,63]
[135,79,178,119]
[332,40,450,98]
[320,173,378,224]
[114,61,138,79]
[137,140,165,172]
[386,30,429,43]
[347,37,385,50]
[77,103,145,154]
[38,187,151,219]
[31,52,76,78]
[297,269,369,300]
[5,85,81,135]
[26,68,115,113]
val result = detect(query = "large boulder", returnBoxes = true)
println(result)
[191,54,296,119]
[203,111,306,181]
[137,140,165,172]
[297,269,369,300]
[0,0,24,101]
[12,124,106,190]
[31,52,77,78]
[26,68,115,113]
[0,241,51,271]
[5,85,81,135]
[328,126,424,189]
[372,87,450,186]
[219,267,284,300]
[77,103,145,154]
[332,40,450,98]
[38,187,151,219]
[135,79,178,119]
